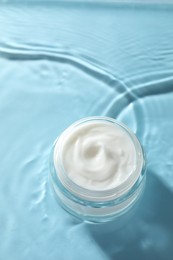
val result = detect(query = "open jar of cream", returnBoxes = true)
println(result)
[49,117,146,223]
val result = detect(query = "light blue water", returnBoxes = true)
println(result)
[0,2,173,260]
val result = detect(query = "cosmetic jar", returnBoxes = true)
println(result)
[49,117,146,223]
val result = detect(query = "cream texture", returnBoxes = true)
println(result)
[54,121,137,191]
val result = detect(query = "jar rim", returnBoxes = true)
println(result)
[52,116,145,202]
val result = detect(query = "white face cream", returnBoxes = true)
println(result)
[51,117,145,222]
[54,120,138,191]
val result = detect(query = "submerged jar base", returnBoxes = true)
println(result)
[50,172,146,223]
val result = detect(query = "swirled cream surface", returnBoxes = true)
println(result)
[54,121,137,191]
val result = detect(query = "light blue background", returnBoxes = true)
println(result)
[0,1,173,259]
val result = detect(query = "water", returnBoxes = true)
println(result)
[0,2,173,260]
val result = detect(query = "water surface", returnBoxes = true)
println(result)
[0,2,173,260]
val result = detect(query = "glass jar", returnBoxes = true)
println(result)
[49,116,146,223]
